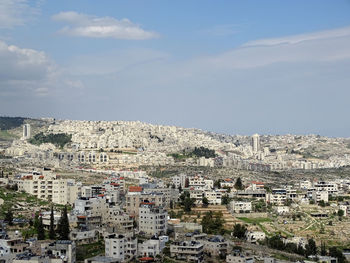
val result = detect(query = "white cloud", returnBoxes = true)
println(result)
[0,0,40,28]
[244,26,350,47]
[0,40,83,97]
[52,11,158,40]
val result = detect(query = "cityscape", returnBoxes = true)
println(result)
[1,1,350,263]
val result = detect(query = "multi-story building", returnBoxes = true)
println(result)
[43,240,76,263]
[299,180,312,190]
[138,236,168,258]
[15,171,80,205]
[266,189,287,205]
[203,236,228,257]
[229,201,252,214]
[251,134,260,153]
[143,187,179,208]
[139,203,167,236]
[22,124,31,140]
[172,174,188,189]
[314,181,338,196]
[204,190,222,205]
[70,229,98,245]
[312,191,329,203]
[126,187,167,218]
[245,231,266,244]
[170,241,204,262]
[188,176,213,190]
[0,238,28,256]
[105,208,134,233]
[226,254,255,263]
[105,233,137,262]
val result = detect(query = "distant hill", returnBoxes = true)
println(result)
[0,116,28,130]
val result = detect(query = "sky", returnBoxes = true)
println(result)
[1,0,350,137]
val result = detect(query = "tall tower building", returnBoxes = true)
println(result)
[23,124,31,139]
[251,133,260,153]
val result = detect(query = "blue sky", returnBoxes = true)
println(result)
[1,0,350,137]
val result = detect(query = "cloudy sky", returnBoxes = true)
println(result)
[1,0,350,137]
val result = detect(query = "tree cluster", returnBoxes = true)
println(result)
[232,223,247,239]
[191,147,217,158]
[0,116,27,130]
[201,211,225,235]
[234,177,244,190]
[221,194,232,205]
[30,206,70,241]
[29,132,72,148]
[265,236,320,257]
[179,191,195,212]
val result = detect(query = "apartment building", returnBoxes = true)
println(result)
[45,240,76,263]
[14,171,80,205]
[203,236,228,257]
[204,190,222,205]
[170,241,204,262]
[139,203,167,236]
[314,181,338,195]
[105,208,134,233]
[126,187,167,218]
[172,174,187,188]
[138,236,168,258]
[266,189,287,205]
[312,191,329,203]
[229,201,252,214]
[105,234,137,262]
[226,254,254,263]
[245,231,266,244]
[143,187,179,208]
[188,176,213,190]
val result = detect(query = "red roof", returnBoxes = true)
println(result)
[251,181,264,185]
[98,194,105,197]
[141,202,155,205]
[139,257,154,262]
[129,186,142,192]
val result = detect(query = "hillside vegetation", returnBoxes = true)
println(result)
[29,132,72,148]
[0,116,28,130]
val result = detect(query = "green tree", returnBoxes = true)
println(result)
[34,212,40,229]
[214,179,221,189]
[253,200,267,212]
[232,224,247,239]
[337,209,344,217]
[4,210,13,225]
[329,247,346,263]
[37,216,45,240]
[49,206,56,240]
[320,241,327,256]
[234,177,244,190]
[202,197,209,207]
[267,235,285,251]
[319,200,326,207]
[201,211,225,235]
[57,206,70,240]
[305,238,317,257]
[184,197,195,212]
[221,194,231,205]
